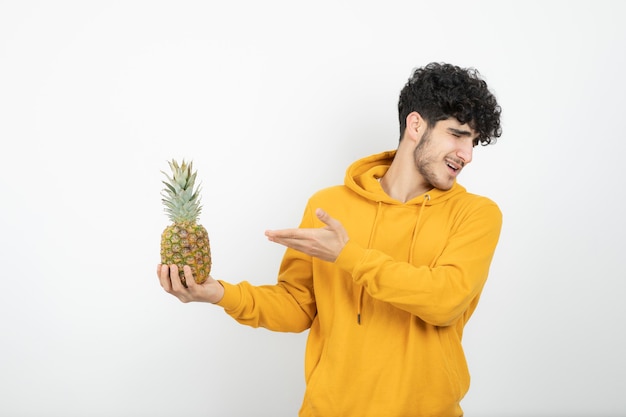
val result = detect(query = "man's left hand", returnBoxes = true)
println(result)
[265,208,349,262]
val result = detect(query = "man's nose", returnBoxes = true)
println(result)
[457,141,473,165]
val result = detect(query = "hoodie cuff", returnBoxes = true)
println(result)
[335,240,365,276]
[215,280,243,310]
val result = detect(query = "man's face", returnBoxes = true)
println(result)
[413,117,478,191]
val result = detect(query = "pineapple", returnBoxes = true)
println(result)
[160,159,211,287]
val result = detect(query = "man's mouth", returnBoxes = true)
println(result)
[445,159,464,173]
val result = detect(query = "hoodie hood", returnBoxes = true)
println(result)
[344,150,467,205]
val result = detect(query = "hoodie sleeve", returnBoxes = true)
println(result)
[335,199,502,327]
[216,210,317,333]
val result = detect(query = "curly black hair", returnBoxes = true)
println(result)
[398,62,502,146]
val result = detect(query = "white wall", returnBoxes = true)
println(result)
[1,1,624,416]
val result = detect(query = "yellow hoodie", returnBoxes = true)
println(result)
[217,151,502,417]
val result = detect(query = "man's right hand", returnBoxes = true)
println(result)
[157,264,224,304]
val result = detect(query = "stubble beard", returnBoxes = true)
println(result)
[413,128,453,191]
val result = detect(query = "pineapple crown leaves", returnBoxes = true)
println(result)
[161,159,203,223]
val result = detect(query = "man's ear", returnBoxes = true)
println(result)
[405,111,426,143]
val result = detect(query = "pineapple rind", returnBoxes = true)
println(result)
[160,222,211,286]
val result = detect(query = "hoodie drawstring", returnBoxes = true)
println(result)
[408,194,430,264]
[357,201,382,325]
[357,194,430,324]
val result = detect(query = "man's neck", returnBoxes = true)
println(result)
[379,153,430,203]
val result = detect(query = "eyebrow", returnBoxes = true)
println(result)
[447,127,473,137]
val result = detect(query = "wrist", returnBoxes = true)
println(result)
[210,281,225,304]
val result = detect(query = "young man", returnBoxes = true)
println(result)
[158,62,503,417]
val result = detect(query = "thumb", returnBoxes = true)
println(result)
[315,208,338,228]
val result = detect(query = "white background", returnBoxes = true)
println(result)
[1,1,625,416]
